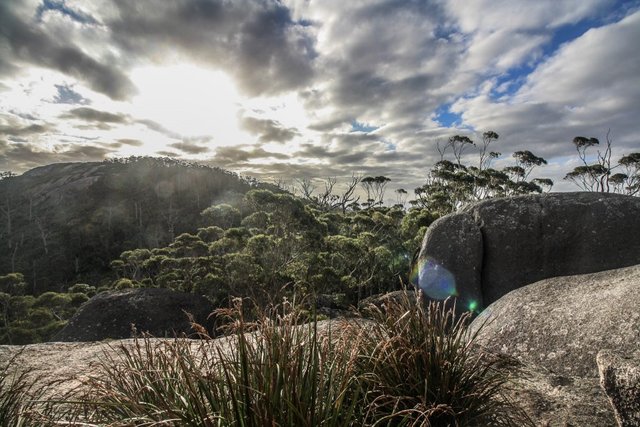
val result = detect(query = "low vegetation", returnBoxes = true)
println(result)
[0,293,533,426]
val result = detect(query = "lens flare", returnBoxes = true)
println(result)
[412,257,457,300]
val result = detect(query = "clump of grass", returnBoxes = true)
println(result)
[0,355,61,427]
[357,291,533,426]
[32,291,531,426]
[77,297,364,426]
[0,365,32,426]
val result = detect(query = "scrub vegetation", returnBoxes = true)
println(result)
[0,132,637,346]
[1,293,533,426]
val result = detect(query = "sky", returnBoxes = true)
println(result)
[1,0,639,199]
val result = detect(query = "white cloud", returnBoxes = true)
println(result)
[463,30,548,72]
[1,0,638,199]
[451,10,640,189]
[445,0,608,32]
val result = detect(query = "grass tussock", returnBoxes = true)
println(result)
[0,353,63,427]
[0,362,32,427]
[357,293,532,426]
[3,291,533,426]
[78,297,364,426]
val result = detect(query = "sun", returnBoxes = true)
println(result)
[129,64,245,142]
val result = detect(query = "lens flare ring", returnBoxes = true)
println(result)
[411,257,457,300]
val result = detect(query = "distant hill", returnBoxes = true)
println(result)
[0,157,255,293]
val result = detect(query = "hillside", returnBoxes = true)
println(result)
[0,157,253,293]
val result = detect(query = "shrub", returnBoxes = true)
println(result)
[113,278,136,290]
[68,292,89,307]
[36,320,67,342]
[26,307,54,327]
[0,327,39,345]
[67,284,96,297]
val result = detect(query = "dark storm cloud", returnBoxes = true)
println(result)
[136,119,182,140]
[293,133,384,166]
[329,72,436,121]
[298,1,458,135]
[0,1,135,100]
[307,117,351,132]
[107,0,316,96]
[156,151,181,158]
[239,116,299,143]
[36,0,99,25]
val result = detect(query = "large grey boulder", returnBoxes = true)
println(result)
[597,349,640,426]
[53,288,216,341]
[469,265,640,426]
[417,192,640,311]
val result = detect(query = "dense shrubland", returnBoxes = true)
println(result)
[108,189,425,308]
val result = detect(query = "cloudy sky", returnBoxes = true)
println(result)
[1,0,639,197]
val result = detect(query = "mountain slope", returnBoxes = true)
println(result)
[0,157,253,293]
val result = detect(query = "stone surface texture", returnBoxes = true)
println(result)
[53,288,216,341]
[418,213,483,310]
[418,192,640,310]
[470,265,640,426]
[597,349,640,427]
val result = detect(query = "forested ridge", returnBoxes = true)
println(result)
[0,132,638,344]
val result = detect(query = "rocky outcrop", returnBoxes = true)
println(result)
[469,265,640,426]
[417,192,640,311]
[597,349,640,426]
[53,288,217,342]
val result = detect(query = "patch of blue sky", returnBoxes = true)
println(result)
[433,22,458,42]
[380,138,397,152]
[350,120,379,133]
[36,0,97,25]
[433,103,462,128]
[490,66,533,101]
[489,15,613,102]
[52,85,89,105]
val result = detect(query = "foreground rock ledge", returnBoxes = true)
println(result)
[470,264,640,426]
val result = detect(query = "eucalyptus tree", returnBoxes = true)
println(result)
[564,133,640,195]
[414,131,551,213]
